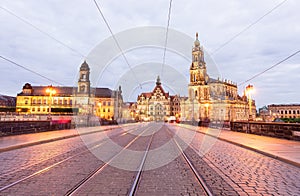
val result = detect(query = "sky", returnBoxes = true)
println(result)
[0,0,299,108]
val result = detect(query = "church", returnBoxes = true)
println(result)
[184,33,256,122]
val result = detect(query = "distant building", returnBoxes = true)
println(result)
[16,61,123,120]
[136,76,180,121]
[184,33,256,122]
[0,94,16,107]
[268,104,300,119]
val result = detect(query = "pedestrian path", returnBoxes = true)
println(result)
[0,126,110,152]
[182,124,300,167]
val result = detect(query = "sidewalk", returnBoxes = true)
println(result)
[0,126,111,152]
[183,124,300,167]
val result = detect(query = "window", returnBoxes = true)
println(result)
[103,101,106,106]
[59,100,62,105]
[108,102,111,106]
[25,100,28,105]
[103,108,105,112]
[38,99,41,104]
[37,108,40,112]
[43,99,47,105]
[289,110,292,114]
[69,100,72,105]
[32,108,35,112]
[80,85,85,92]
[32,99,36,104]
[43,108,46,112]
[108,108,110,112]
[64,100,68,105]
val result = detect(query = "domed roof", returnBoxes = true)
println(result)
[23,83,32,89]
[80,60,90,71]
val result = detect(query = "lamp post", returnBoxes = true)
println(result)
[46,85,56,119]
[245,84,254,120]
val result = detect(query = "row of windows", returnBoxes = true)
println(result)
[102,101,111,106]
[279,110,300,115]
[32,108,49,112]
[98,108,111,113]
[25,99,73,105]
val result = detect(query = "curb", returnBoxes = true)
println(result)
[0,127,115,153]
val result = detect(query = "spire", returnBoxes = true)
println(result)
[156,75,161,86]
[194,32,200,47]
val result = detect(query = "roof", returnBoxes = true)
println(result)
[93,88,114,98]
[18,86,75,96]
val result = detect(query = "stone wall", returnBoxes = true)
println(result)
[0,120,71,137]
[231,121,300,141]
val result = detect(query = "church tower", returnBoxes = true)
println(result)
[78,60,90,96]
[188,33,210,102]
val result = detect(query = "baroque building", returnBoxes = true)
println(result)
[136,76,180,121]
[16,61,123,121]
[184,33,256,122]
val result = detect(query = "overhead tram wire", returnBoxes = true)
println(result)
[160,0,173,79]
[0,55,64,85]
[0,6,118,83]
[92,0,142,89]
[238,49,300,86]
[0,6,86,59]
[210,0,288,56]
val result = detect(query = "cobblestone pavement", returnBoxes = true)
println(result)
[135,124,207,196]
[0,126,135,195]
[0,123,299,195]
[168,124,300,196]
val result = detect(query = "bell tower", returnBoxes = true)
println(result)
[78,60,90,95]
[189,33,210,102]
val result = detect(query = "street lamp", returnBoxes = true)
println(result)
[46,85,56,118]
[245,84,254,121]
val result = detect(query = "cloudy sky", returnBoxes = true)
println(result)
[0,0,299,108]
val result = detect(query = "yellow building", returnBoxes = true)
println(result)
[16,61,123,120]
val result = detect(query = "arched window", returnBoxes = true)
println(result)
[195,90,198,97]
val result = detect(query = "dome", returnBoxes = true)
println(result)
[23,83,32,89]
[80,60,90,71]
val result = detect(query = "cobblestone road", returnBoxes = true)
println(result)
[0,123,299,195]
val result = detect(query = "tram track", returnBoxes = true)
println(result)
[165,125,213,196]
[0,124,147,193]
[65,124,156,195]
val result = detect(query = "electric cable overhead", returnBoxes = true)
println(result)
[0,55,64,85]
[238,49,300,86]
[92,0,142,88]
[0,6,86,58]
[211,0,288,55]
[160,0,173,79]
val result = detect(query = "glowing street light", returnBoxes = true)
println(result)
[245,84,254,120]
[46,85,56,117]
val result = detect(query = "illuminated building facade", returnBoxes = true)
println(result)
[16,61,123,120]
[136,76,180,121]
[268,104,300,119]
[184,33,256,122]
